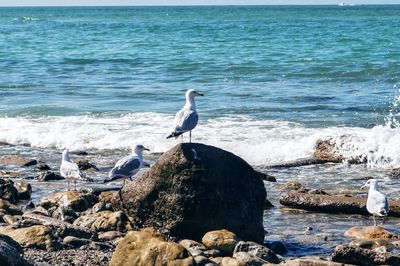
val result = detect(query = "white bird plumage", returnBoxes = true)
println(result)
[360,179,389,226]
[167,89,204,142]
[104,144,149,183]
[60,150,86,190]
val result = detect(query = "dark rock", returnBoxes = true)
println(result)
[0,179,19,203]
[266,158,328,168]
[0,155,37,167]
[279,191,400,217]
[233,241,281,264]
[254,171,276,182]
[194,255,217,266]
[63,236,90,248]
[265,241,288,255]
[264,198,274,209]
[0,234,31,266]
[22,159,38,167]
[332,244,400,266]
[76,159,99,171]
[390,168,400,178]
[35,171,64,181]
[113,143,266,243]
[202,249,223,258]
[0,170,19,178]
[0,199,22,215]
[71,150,89,156]
[314,138,343,163]
[35,163,51,171]
[15,181,32,200]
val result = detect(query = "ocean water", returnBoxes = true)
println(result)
[1,5,400,167]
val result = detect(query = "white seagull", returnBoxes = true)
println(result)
[60,149,87,190]
[360,179,389,226]
[104,144,149,183]
[167,89,204,143]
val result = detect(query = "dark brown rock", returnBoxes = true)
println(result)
[0,234,31,266]
[0,179,19,203]
[15,182,32,200]
[279,191,400,217]
[112,143,266,243]
[35,171,64,181]
[76,159,99,171]
[332,244,400,266]
[35,163,51,171]
[233,241,281,264]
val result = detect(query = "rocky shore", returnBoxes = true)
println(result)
[0,140,400,265]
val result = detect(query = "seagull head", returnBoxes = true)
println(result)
[133,144,150,155]
[360,179,378,190]
[186,89,204,100]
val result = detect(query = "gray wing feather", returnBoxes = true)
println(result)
[109,157,141,179]
[367,191,388,216]
[175,110,198,133]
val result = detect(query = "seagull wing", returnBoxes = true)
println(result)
[61,161,85,180]
[367,190,389,216]
[108,156,141,180]
[175,108,198,133]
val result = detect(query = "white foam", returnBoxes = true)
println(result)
[0,113,399,168]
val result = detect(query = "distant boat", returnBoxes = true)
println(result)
[338,2,355,6]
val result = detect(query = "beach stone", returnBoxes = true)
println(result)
[113,143,266,243]
[73,210,131,232]
[233,251,267,265]
[332,244,400,265]
[51,205,78,223]
[63,236,90,248]
[233,241,281,264]
[264,199,274,209]
[40,190,95,212]
[180,239,208,256]
[194,255,218,266]
[91,202,112,213]
[35,163,51,171]
[35,171,64,181]
[285,256,353,266]
[98,231,125,241]
[344,226,398,240]
[98,191,118,204]
[0,179,19,203]
[0,155,37,167]
[14,181,32,200]
[284,181,304,191]
[219,257,243,266]
[202,229,239,255]
[0,225,60,251]
[0,234,31,266]
[0,170,19,178]
[3,214,20,225]
[314,139,343,163]
[0,199,22,215]
[109,227,194,266]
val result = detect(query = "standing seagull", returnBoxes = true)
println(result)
[60,150,86,190]
[167,89,204,143]
[360,179,389,226]
[104,144,149,183]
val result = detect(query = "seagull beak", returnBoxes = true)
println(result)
[143,147,150,151]
[196,92,205,96]
[360,184,366,190]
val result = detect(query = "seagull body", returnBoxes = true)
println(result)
[60,150,86,190]
[167,89,204,142]
[360,179,389,226]
[104,145,149,183]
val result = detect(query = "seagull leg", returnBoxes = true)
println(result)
[181,134,183,143]
[189,131,192,143]
[373,215,377,226]
[74,180,77,191]
[67,180,70,191]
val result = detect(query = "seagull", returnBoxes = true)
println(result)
[104,144,149,184]
[167,89,204,143]
[60,149,87,190]
[360,179,389,226]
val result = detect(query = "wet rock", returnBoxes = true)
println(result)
[73,211,131,232]
[203,248,223,258]
[15,182,32,200]
[35,163,51,171]
[180,239,208,256]
[279,192,400,217]
[265,241,288,255]
[92,202,112,213]
[332,244,400,266]
[113,143,266,243]
[98,191,118,204]
[285,256,352,266]
[0,179,19,203]
[109,227,194,266]
[233,241,281,264]
[40,190,96,213]
[0,225,61,251]
[63,236,90,248]
[71,150,89,156]
[350,238,395,251]
[51,205,78,223]
[0,170,19,178]
[0,234,31,266]
[314,138,343,163]
[233,251,267,265]
[98,231,125,241]
[0,155,38,167]
[202,229,239,255]
[3,214,21,225]
[390,168,400,178]
[76,159,99,171]
[345,226,398,240]
[264,198,274,209]
[194,255,218,266]
[0,199,22,215]
[284,181,304,191]
[35,171,64,181]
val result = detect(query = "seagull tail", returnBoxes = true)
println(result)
[166,131,183,139]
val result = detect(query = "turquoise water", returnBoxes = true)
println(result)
[1,5,400,166]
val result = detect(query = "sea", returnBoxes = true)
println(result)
[1,5,400,257]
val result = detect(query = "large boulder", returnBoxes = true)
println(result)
[202,229,238,255]
[344,226,398,240]
[40,190,97,213]
[332,244,400,265]
[109,227,194,266]
[0,234,31,266]
[112,143,266,243]
[0,225,60,251]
